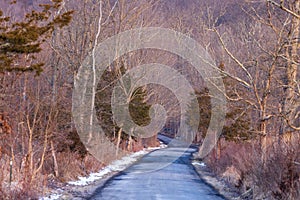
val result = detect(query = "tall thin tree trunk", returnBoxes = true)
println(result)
[216,139,221,160]
[128,135,132,152]
[89,1,103,143]
[51,140,59,177]
[259,98,268,164]
[260,119,267,164]
[281,0,300,132]
[116,128,122,156]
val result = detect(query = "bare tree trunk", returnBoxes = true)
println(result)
[216,139,221,160]
[89,0,103,143]
[127,135,132,152]
[260,118,267,163]
[281,0,300,132]
[50,30,60,177]
[116,128,122,156]
[27,117,33,176]
[51,140,59,177]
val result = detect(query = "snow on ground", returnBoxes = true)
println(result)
[40,193,62,200]
[192,161,206,167]
[68,142,167,186]
[148,141,168,150]
[191,156,240,199]
[40,143,167,199]
[68,149,148,186]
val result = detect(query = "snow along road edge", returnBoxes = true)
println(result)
[40,142,167,200]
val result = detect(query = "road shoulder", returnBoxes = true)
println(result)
[191,154,242,200]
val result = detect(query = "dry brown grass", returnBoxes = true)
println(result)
[0,155,45,199]
[206,136,300,200]
[0,145,106,199]
[48,150,102,182]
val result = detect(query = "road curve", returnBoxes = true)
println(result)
[88,145,224,200]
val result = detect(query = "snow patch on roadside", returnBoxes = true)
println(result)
[192,161,206,167]
[40,143,167,199]
[68,150,148,186]
[192,158,240,199]
[148,142,167,150]
[40,193,62,200]
[67,142,167,186]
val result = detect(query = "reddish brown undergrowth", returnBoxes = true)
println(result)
[206,135,300,199]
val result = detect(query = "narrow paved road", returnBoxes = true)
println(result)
[88,145,225,200]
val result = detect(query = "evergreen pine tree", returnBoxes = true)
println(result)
[0,0,73,75]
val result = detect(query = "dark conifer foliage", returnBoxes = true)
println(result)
[0,0,73,75]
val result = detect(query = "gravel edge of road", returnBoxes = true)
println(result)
[191,154,241,200]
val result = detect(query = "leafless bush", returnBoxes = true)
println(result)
[250,140,300,199]
[206,137,300,200]
[55,151,87,182]
[0,155,44,200]
[83,154,104,173]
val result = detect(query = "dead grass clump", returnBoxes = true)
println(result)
[206,138,300,200]
[83,154,104,173]
[55,151,86,182]
[251,142,300,199]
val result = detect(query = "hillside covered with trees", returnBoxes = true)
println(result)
[0,0,299,199]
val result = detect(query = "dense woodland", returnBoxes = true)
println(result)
[0,0,299,199]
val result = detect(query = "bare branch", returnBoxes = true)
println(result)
[211,29,253,87]
[281,113,300,130]
[267,0,300,19]
[102,0,119,25]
